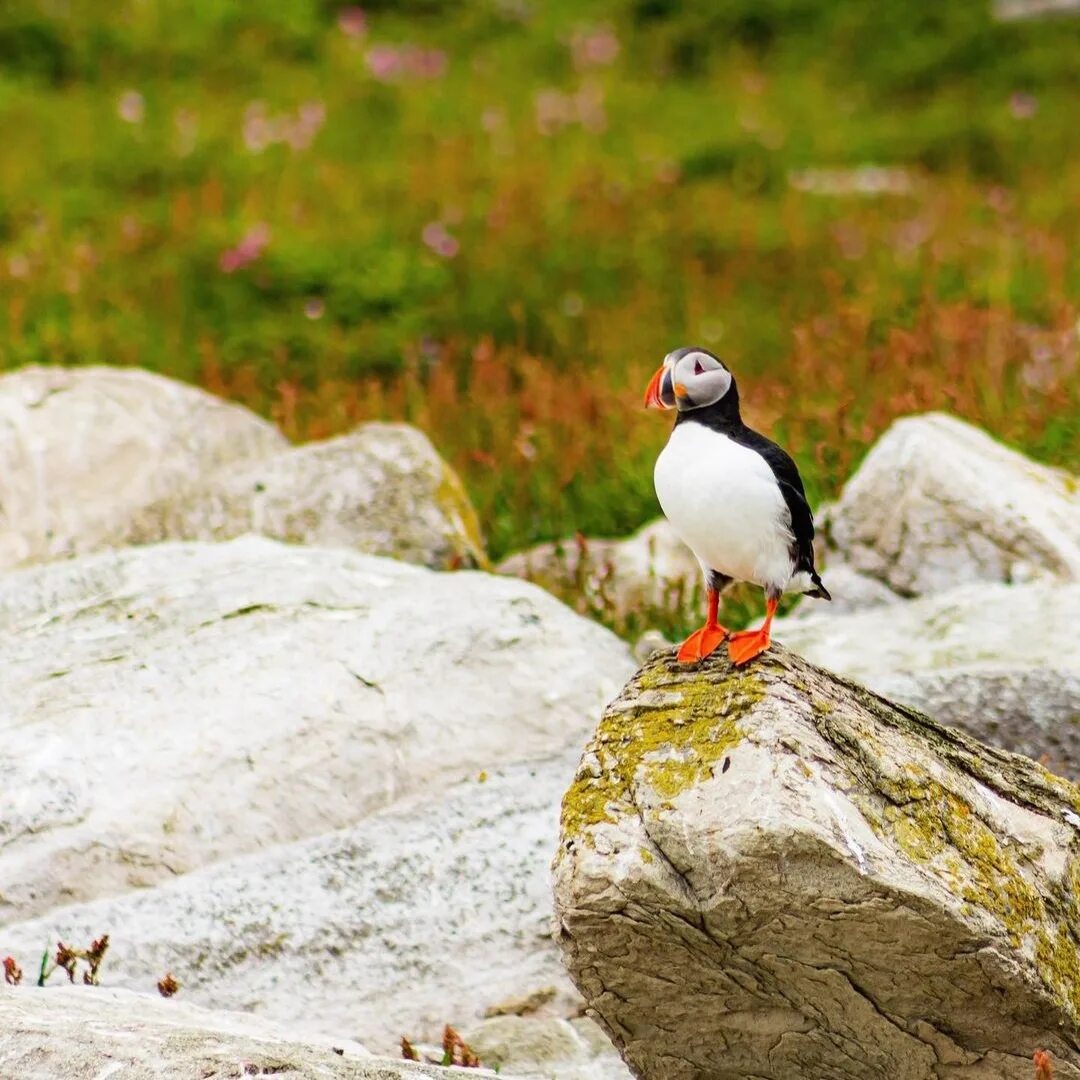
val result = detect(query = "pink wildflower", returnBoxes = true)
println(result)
[117,90,145,124]
[421,222,459,259]
[366,45,402,81]
[219,223,271,274]
[338,6,367,37]
[570,26,620,70]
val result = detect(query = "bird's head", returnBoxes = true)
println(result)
[644,346,735,412]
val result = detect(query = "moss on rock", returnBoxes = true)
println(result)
[557,642,1080,1073]
[850,747,1080,1019]
[436,462,488,569]
[560,650,764,843]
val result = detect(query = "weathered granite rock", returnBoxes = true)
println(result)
[0,537,633,922]
[463,1016,632,1080]
[553,646,1080,1079]
[0,755,584,1050]
[498,519,703,633]
[826,412,1080,596]
[0,364,286,569]
[0,985,477,1080]
[116,422,486,570]
[780,580,1080,776]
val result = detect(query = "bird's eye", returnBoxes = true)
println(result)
[693,358,705,376]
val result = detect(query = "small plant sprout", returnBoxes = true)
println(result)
[157,972,180,997]
[442,1026,481,1068]
[37,934,110,986]
[3,956,22,985]
[399,1028,481,1069]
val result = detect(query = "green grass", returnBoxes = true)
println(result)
[0,0,1077,600]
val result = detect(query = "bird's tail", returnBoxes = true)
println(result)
[805,569,831,601]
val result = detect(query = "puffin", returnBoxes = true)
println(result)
[644,346,830,665]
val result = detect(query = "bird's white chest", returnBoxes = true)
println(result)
[654,422,794,588]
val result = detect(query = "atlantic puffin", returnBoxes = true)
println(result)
[644,346,830,665]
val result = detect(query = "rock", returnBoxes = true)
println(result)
[632,629,674,664]
[0,754,584,1051]
[0,364,286,570]
[553,646,1080,1079]
[0,536,634,922]
[498,519,703,634]
[995,0,1080,21]
[483,986,559,1018]
[116,423,486,570]
[826,412,1080,597]
[463,1016,631,1080]
[0,985,476,1080]
[0,367,485,572]
[779,580,1080,776]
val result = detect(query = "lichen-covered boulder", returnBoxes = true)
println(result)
[825,412,1080,596]
[781,580,1080,776]
[0,536,633,922]
[0,754,585,1050]
[553,646,1080,1080]
[498,519,703,634]
[0,985,469,1080]
[0,364,286,570]
[116,422,486,570]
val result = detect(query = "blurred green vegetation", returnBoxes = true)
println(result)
[0,0,1077,600]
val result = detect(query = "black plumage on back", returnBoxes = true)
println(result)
[673,376,831,600]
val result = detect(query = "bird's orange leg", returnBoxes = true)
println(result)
[727,596,778,666]
[677,588,729,663]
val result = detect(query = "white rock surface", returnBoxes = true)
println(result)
[0,985,476,1080]
[499,519,703,631]
[554,646,1080,1079]
[826,412,1080,596]
[0,537,633,922]
[0,365,286,569]
[0,755,584,1051]
[787,559,900,616]
[463,1016,631,1080]
[780,580,1080,774]
[115,422,486,570]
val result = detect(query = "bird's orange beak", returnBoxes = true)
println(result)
[644,364,674,409]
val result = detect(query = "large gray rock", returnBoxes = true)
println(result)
[553,646,1080,1079]
[499,519,703,634]
[116,422,487,570]
[0,985,472,1080]
[0,755,583,1051]
[0,364,286,570]
[826,412,1080,597]
[0,537,633,922]
[780,580,1080,775]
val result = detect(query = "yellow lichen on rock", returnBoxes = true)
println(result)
[555,642,1080,1077]
[560,652,764,843]
[861,759,1080,1019]
[436,462,488,569]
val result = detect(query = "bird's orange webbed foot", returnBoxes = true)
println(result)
[677,623,729,664]
[726,597,778,666]
[726,626,772,665]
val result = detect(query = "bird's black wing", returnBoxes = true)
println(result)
[732,428,831,598]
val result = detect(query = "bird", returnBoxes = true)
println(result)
[644,346,830,666]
